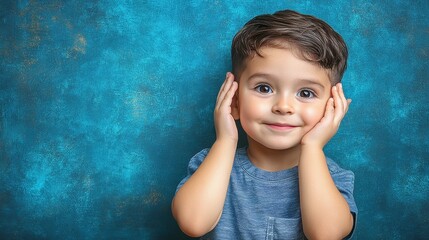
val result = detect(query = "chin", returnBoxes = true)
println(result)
[247,134,302,151]
[260,140,300,151]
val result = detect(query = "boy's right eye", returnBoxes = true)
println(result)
[255,84,273,94]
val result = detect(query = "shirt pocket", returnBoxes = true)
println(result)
[265,216,305,240]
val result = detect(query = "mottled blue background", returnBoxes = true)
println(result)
[1,0,428,239]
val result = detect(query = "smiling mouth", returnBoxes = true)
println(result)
[265,123,297,131]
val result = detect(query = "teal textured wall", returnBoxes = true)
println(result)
[1,1,428,239]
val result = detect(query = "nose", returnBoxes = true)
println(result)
[272,94,294,114]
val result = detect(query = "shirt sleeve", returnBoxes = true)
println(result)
[327,158,358,239]
[175,148,210,193]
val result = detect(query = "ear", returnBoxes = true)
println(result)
[231,88,240,120]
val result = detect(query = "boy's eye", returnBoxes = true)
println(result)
[298,89,315,98]
[255,84,273,94]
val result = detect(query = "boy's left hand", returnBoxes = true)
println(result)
[301,83,351,148]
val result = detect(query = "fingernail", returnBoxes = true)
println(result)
[226,72,230,78]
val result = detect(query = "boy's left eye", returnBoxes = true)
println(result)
[298,89,315,98]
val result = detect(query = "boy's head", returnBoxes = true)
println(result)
[231,10,347,84]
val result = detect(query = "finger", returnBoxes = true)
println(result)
[322,97,335,123]
[216,72,230,102]
[221,74,236,106]
[337,83,349,113]
[333,84,350,124]
[332,85,344,123]
[216,72,232,105]
[219,80,238,111]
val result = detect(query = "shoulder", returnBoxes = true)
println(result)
[326,157,355,182]
[187,147,246,173]
[175,148,211,192]
[192,148,211,159]
[187,148,210,169]
[326,157,353,174]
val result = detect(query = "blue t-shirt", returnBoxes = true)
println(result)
[176,147,358,240]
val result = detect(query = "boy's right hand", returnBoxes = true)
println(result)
[214,72,239,142]
[173,73,239,237]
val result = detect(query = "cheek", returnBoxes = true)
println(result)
[302,105,326,126]
[238,95,267,131]
[238,92,261,118]
[239,98,258,121]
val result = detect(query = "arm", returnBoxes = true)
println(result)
[171,73,238,237]
[299,83,354,240]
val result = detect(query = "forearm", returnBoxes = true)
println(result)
[299,145,353,240]
[172,139,237,237]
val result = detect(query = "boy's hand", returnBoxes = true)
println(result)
[301,83,351,148]
[214,72,239,142]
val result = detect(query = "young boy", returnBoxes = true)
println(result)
[172,9,357,239]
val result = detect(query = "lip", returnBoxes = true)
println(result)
[265,123,297,131]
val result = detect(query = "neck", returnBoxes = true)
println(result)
[246,137,301,172]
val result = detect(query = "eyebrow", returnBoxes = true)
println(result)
[297,78,326,90]
[248,73,276,81]
[248,73,326,90]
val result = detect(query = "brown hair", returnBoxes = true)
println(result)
[231,10,348,84]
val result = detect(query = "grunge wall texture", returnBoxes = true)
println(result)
[1,1,428,239]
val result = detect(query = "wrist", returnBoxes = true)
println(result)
[300,135,329,149]
[215,136,238,146]
[300,142,324,151]
[299,144,325,164]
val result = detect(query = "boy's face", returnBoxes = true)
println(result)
[234,47,332,150]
